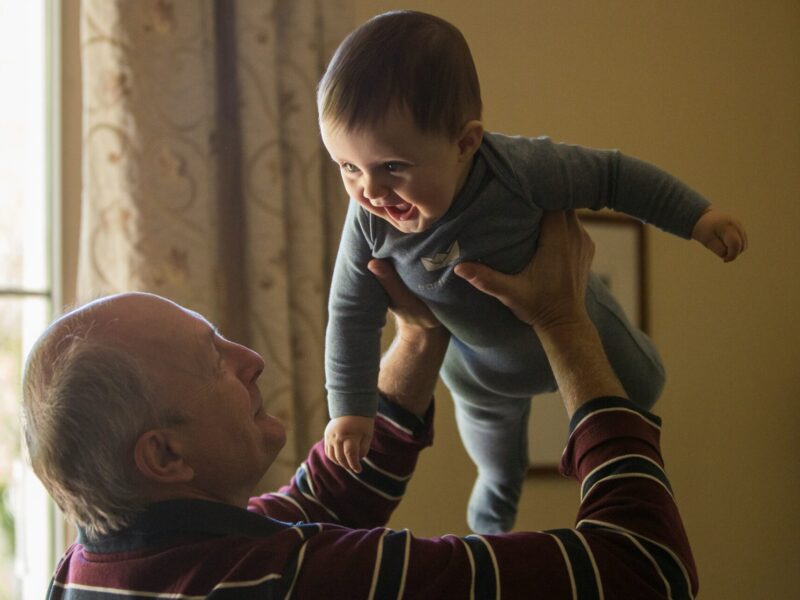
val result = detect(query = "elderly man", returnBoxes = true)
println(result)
[24,211,696,599]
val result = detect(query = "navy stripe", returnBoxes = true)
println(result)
[272,540,307,600]
[581,456,672,500]
[463,536,497,600]
[547,529,600,600]
[373,530,408,600]
[378,394,431,436]
[638,537,691,599]
[579,522,691,599]
[569,396,661,435]
[356,461,407,498]
[294,464,313,497]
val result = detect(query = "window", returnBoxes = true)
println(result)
[0,0,61,597]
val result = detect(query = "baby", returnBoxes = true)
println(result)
[318,10,746,533]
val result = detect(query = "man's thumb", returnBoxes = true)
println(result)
[454,262,505,296]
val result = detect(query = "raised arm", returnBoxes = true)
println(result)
[256,212,698,598]
[251,255,448,529]
[369,258,450,418]
[451,210,698,597]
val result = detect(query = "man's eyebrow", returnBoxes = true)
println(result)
[187,309,218,338]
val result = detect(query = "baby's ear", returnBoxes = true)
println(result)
[457,120,484,160]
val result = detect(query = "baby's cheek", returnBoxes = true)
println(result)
[355,198,390,222]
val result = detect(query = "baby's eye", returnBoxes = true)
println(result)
[384,162,406,173]
[341,162,360,174]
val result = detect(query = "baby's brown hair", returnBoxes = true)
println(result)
[318,10,482,139]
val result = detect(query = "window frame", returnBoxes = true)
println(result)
[5,0,65,597]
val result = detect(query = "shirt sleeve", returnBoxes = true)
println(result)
[275,397,699,600]
[247,395,433,529]
[496,133,711,238]
[324,200,390,418]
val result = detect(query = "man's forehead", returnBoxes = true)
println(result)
[69,292,206,345]
[103,295,215,376]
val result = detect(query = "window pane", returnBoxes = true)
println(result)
[0,296,49,599]
[0,0,48,292]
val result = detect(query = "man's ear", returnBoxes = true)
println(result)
[456,120,484,161]
[134,429,194,484]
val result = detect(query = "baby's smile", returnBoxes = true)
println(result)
[384,202,417,222]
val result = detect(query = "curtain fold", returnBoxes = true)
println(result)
[78,0,352,488]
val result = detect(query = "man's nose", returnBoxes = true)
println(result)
[228,341,265,384]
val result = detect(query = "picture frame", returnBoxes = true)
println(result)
[527,210,648,474]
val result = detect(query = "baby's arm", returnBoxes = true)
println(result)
[325,202,389,471]
[691,207,748,262]
[324,255,447,473]
[324,416,375,472]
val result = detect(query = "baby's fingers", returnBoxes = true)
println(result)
[343,438,363,473]
[325,440,342,468]
[721,222,750,261]
[705,237,728,260]
[331,439,350,470]
[721,231,743,262]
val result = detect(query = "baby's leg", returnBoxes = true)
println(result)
[455,395,531,534]
[442,347,531,534]
[586,274,665,408]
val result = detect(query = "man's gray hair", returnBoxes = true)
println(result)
[22,313,177,539]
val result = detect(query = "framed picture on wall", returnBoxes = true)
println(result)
[527,210,648,474]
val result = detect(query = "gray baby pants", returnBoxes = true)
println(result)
[440,275,665,534]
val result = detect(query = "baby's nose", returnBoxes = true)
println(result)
[363,176,389,201]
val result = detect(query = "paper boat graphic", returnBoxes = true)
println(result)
[420,240,460,272]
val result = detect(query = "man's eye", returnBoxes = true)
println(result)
[341,163,359,173]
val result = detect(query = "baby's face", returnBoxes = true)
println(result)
[321,109,477,234]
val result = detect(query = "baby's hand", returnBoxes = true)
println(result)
[324,415,375,472]
[691,208,748,262]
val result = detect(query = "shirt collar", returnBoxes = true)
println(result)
[78,498,291,553]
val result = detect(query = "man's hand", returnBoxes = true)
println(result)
[455,210,626,416]
[454,210,594,332]
[367,259,442,336]
[691,207,748,263]
[368,258,449,418]
[324,415,375,473]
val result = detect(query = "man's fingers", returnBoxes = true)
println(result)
[368,259,408,306]
[537,210,571,247]
[454,262,509,298]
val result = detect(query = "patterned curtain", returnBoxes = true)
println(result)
[78,0,352,489]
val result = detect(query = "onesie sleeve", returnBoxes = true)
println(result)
[494,133,711,238]
[324,200,390,419]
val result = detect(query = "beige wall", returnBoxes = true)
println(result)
[351,2,800,598]
[60,1,799,597]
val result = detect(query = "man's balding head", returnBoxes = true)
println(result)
[22,292,283,538]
